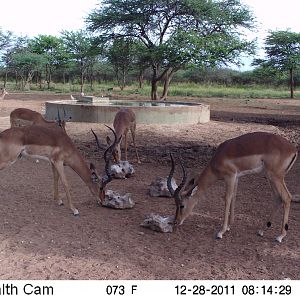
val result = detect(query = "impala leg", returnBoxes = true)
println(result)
[228,178,239,231]
[217,176,236,239]
[259,174,291,242]
[257,178,281,238]
[53,161,79,216]
[51,163,63,206]
[124,132,128,161]
[273,178,291,243]
[130,125,141,164]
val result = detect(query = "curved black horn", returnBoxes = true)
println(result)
[167,153,176,196]
[102,125,118,186]
[103,125,117,166]
[167,153,187,205]
[174,156,187,202]
[91,129,101,150]
[105,124,120,145]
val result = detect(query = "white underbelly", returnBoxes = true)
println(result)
[21,149,51,162]
[237,165,264,177]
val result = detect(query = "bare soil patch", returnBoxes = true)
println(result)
[0,92,299,280]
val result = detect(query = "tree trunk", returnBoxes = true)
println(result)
[89,65,94,91]
[46,64,51,89]
[63,70,66,85]
[80,59,84,94]
[160,68,177,101]
[151,79,159,100]
[25,71,33,90]
[290,68,294,99]
[40,73,43,89]
[15,71,18,89]
[138,70,144,89]
[120,69,126,91]
[151,65,159,100]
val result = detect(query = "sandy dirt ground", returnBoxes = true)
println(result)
[0,92,299,280]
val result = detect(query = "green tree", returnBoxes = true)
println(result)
[87,0,256,100]
[0,28,13,51]
[3,36,30,88]
[254,30,300,98]
[10,51,47,90]
[29,35,65,89]
[61,30,98,93]
[0,28,14,87]
[107,38,136,90]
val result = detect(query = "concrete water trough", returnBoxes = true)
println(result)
[45,99,210,124]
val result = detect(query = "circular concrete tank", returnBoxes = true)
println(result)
[45,100,210,124]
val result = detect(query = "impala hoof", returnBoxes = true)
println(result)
[216,232,223,240]
[58,200,64,206]
[257,230,264,237]
[275,236,283,243]
[73,209,79,216]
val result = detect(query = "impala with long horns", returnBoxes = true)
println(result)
[0,125,117,215]
[167,132,297,243]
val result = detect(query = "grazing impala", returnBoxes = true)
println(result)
[167,132,297,243]
[0,88,8,100]
[10,107,70,131]
[107,108,141,163]
[0,125,117,215]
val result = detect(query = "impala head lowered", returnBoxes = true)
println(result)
[167,153,197,226]
[166,132,297,243]
[91,125,118,202]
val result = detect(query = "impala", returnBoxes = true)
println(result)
[167,132,297,243]
[0,125,117,215]
[107,108,141,163]
[0,88,8,100]
[10,107,70,130]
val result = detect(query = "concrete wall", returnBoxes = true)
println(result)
[45,100,210,125]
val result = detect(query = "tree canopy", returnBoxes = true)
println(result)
[87,0,256,99]
[61,30,98,93]
[254,30,300,98]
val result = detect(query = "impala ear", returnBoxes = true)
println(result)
[185,185,198,198]
[187,178,195,186]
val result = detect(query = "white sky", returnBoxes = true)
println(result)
[239,0,300,69]
[0,0,99,37]
[1,0,299,38]
[0,0,299,69]
[242,0,300,35]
